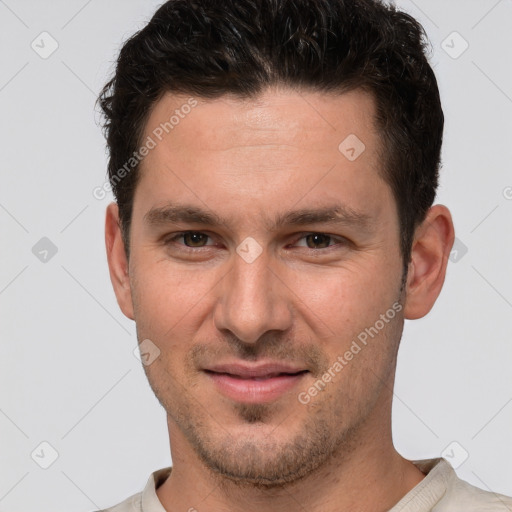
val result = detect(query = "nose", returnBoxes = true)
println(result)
[213,248,293,344]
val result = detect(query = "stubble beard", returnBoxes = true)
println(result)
[137,287,404,489]
[146,360,368,490]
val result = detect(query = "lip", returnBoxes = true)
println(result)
[203,362,308,403]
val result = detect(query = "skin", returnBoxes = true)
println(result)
[105,86,454,512]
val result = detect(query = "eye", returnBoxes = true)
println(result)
[166,231,215,248]
[293,233,347,249]
[163,231,348,252]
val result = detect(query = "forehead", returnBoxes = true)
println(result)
[134,87,392,230]
[143,86,380,154]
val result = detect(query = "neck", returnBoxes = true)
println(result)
[156,412,425,512]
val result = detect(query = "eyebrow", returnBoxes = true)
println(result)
[144,202,374,232]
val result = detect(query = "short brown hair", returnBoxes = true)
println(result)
[98,0,443,280]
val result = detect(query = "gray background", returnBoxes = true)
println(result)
[1,0,511,510]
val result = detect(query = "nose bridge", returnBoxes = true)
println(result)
[214,248,291,344]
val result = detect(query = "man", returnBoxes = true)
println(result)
[96,0,512,511]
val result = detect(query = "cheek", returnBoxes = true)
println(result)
[131,265,206,389]
[290,258,400,340]
[131,258,220,341]
[298,270,402,416]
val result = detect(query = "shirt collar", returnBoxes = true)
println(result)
[389,458,455,511]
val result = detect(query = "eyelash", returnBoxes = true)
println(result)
[164,231,348,251]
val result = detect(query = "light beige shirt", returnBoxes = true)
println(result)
[98,458,512,511]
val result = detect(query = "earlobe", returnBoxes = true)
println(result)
[403,204,455,320]
[105,202,135,320]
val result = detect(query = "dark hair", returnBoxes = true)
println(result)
[98,0,443,280]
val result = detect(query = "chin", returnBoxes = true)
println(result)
[179,411,345,489]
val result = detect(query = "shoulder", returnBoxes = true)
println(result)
[397,458,512,512]
[416,458,512,511]
[93,491,142,512]
[90,466,172,512]
[440,473,512,511]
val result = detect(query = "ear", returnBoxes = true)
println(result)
[105,202,135,320]
[403,204,455,320]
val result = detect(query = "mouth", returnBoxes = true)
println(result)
[203,363,309,403]
[206,370,308,381]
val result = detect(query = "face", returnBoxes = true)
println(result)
[116,87,408,486]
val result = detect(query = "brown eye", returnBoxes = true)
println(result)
[304,233,333,249]
[290,232,351,252]
[181,232,210,247]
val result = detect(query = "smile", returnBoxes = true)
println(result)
[203,367,309,403]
